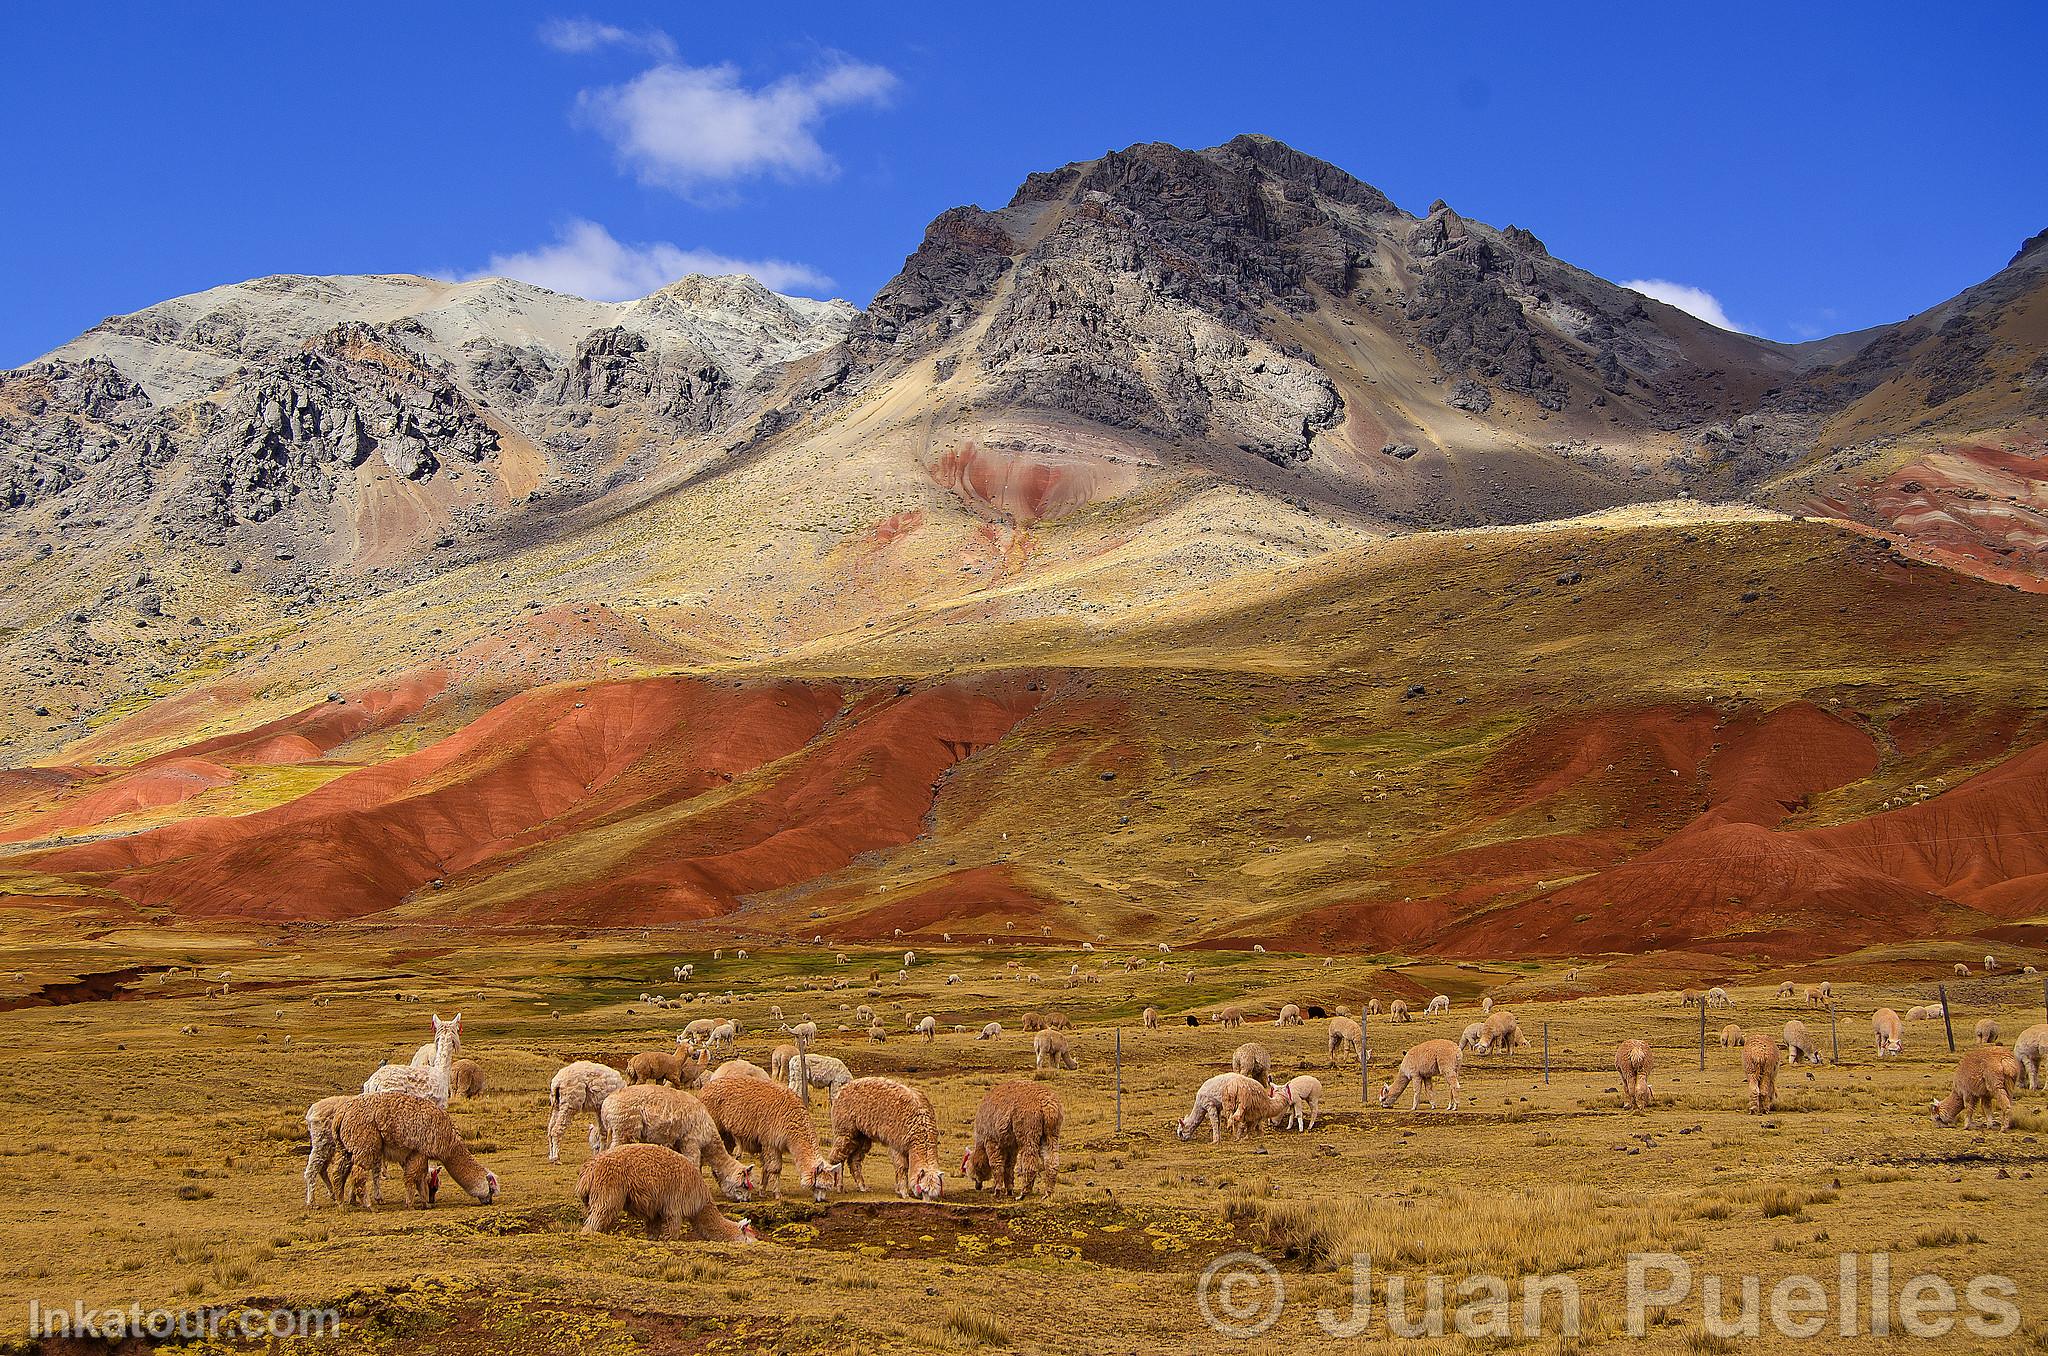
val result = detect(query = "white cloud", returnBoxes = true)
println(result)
[471,219,834,300]
[1620,278,1748,335]
[538,17,675,59]
[573,56,896,193]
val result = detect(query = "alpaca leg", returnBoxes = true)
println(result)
[1993,1087,2014,1132]
[1207,1105,1221,1143]
[404,1155,433,1208]
[548,1105,572,1164]
[581,1184,623,1234]
[1445,1072,1460,1112]
[759,1143,782,1197]
[1013,1146,1038,1198]
[889,1146,912,1197]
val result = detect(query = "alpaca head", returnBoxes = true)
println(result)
[426,1165,441,1203]
[909,1166,944,1201]
[1377,1081,1398,1108]
[805,1160,842,1202]
[735,1217,758,1242]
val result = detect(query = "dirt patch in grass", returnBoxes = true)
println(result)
[752,1197,1262,1270]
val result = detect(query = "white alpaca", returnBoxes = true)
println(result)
[548,1059,626,1163]
[1424,995,1450,1016]
[365,1013,460,1105]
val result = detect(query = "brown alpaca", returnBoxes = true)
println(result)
[577,1144,756,1241]
[698,1072,841,1200]
[1021,1011,1047,1032]
[333,1093,498,1209]
[1974,1018,2000,1045]
[1326,1016,1363,1064]
[1719,1023,1744,1049]
[1871,1008,1903,1057]
[1032,1029,1078,1070]
[1045,1012,1073,1030]
[1231,1042,1272,1083]
[964,1081,1063,1197]
[1615,1039,1653,1111]
[1476,1010,1525,1055]
[1218,1076,1294,1138]
[628,1042,708,1088]
[1379,1039,1462,1111]
[304,1094,356,1206]
[1743,1034,1780,1113]
[769,1042,800,1082]
[1388,999,1411,1023]
[2016,1024,2048,1091]
[1931,1047,2023,1131]
[449,1058,485,1099]
[595,1085,753,1199]
[824,1077,945,1200]
[1215,1006,1244,1028]
[1142,1006,1161,1030]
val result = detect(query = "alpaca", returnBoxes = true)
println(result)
[627,1040,708,1088]
[1479,996,1494,1016]
[682,1017,717,1043]
[1871,1008,1904,1057]
[1388,999,1411,1023]
[1743,1034,1781,1113]
[1782,1019,1824,1065]
[304,1094,357,1206]
[1776,982,1795,999]
[1931,1047,2023,1131]
[769,1043,800,1082]
[2013,1024,2048,1091]
[594,1085,754,1200]
[1804,986,1824,1007]
[1231,1042,1272,1084]
[1032,1029,1078,1071]
[1021,1012,1046,1032]
[1143,1006,1161,1031]
[786,1051,854,1105]
[1379,1039,1461,1111]
[1045,1012,1073,1030]
[1218,1075,1294,1138]
[577,1144,756,1241]
[332,1093,497,1209]
[914,1015,937,1042]
[1367,998,1383,1016]
[1459,1021,1488,1052]
[977,1022,1002,1040]
[707,1020,738,1055]
[1275,1003,1303,1027]
[1615,1039,1653,1111]
[1175,1073,1253,1143]
[1720,1023,1744,1049]
[548,1060,626,1163]
[449,1059,485,1099]
[1976,1018,2000,1045]
[1424,995,1450,1016]
[1955,962,1970,978]
[1706,987,1732,1009]
[1475,1010,1525,1055]
[964,1082,1063,1197]
[1680,989,1702,1007]
[1215,1006,1244,1028]
[1984,954,1998,973]
[364,1013,461,1105]
[1276,1075,1324,1131]
[707,1058,773,1084]
[822,1077,944,1200]
[698,1072,841,1201]
[1326,1016,1362,1064]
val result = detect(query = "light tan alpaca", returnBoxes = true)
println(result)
[2013,1024,2048,1091]
[1615,1039,1653,1111]
[1954,962,1970,978]
[1143,1006,1161,1031]
[914,1015,937,1042]
[333,1092,498,1209]
[964,1081,1063,1197]
[1275,1074,1324,1131]
[1782,1019,1824,1065]
[1032,1029,1078,1071]
[304,1094,357,1206]
[1176,1072,1259,1142]
[769,1043,800,1082]
[1476,1009,1526,1055]
[1931,1047,2023,1130]
[1366,998,1383,1016]
[707,1058,773,1084]
[1459,1020,1488,1051]
[823,1076,945,1200]
[1680,988,1702,1007]
[627,1040,708,1088]
[1719,1023,1744,1049]
[1776,981,1795,999]
[594,1085,754,1199]
[1379,1039,1462,1111]
[1218,1075,1294,1138]
[1706,987,1732,1009]
[1975,1018,2000,1045]
[1215,1006,1245,1028]
[577,1144,756,1241]
[1275,1002,1303,1027]
[1326,1016,1362,1064]
[1021,1011,1047,1032]
[1871,1008,1904,1057]
[698,1071,841,1201]
[448,1058,485,1099]
[1803,986,1824,1007]
[1231,1042,1272,1083]
[548,1060,625,1163]
[1389,999,1411,1023]
[1480,996,1494,1015]
[1743,1034,1781,1113]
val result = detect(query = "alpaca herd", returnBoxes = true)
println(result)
[293,959,2043,1254]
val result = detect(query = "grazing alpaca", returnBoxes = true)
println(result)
[1459,1021,1488,1052]
[1871,1008,1904,1057]
[1215,1006,1244,1028]
[1379,1039,1462,1111]
[332,1092,497,1209]
[1931,1047,2023,1131]
[1275,1075,1323,1131]
[1480,996,1494,1016]
[1475,1010,1525,1055]
[304,1094,357,1206]
[964,1081,1063,1197]
[1424,995,1450,1016]
[364,1013,461,1105]
[1175,1073,1257,1143]
[1706,987,1731,1009]
[914,1015,937,1042]
[1743,1035,1781,1113]
[1366,998,1383,1016]
[1776,982,1795,999]
[1680,989,1702,1008]
[1955,962,1970,978]
[627,1040,708,1088]
[577,1144,756,1241]
[2012,1024,2048,1091]
[1142,1006,1161,1030]
[697,1072,840,1201]
[1033,1029,1078,1071]
[823,1077,945,1200]
[1231,1042,1272,1084]
[1782,1020,1824,1065]
[594,1085,754,1200]
[1219,1075,1294,1138]
[1720,1023,1744,1049]
[769,1043,800,1082]
[1804,986,1824,1007]
[548,1060,626,1163]
[449,1058,485,1099]
[1388,999,1411,1023]
[1326,1016,1362,1064]
[786,1051,853,1106]
[1975,1018,2000,1045]
[1615,1040,1653,1111]
[1275,1003,1303,1027]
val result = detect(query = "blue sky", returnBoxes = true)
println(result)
[3,2,2043,364]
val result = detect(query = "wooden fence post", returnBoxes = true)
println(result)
[1939,984,1956,1053]
[1542,1022,1550,1085]
[1114,1027,1123,1134]
[1697,999,1707,1070]
[1829,1005,1839,1064]
[1360,1007,1371,1106]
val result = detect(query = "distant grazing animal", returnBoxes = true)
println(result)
[964,1082,1062,1197]
[1215,1006,1244,1028]
[1680,989,1702,1008]
[1388,999,1411,1023]
[1931,1047,2023,1131]
[1955,963,1970,978]
[1720,1023,1744,1049]
[1871,1008,1904,1057]
[1143,1007,1160,1030]
[1480,996,1494,1016]
[786,1052,853,1106]
[1782,1020,1824,1065]
[977,1022,1001,1041]
[628,1041,708,1089]
[1475,1010,1525,1055]
[1776,982,1795,999]
[1804,987,1824,1007]
[1975,1018,2000,1045]
[1033,1030,1078,1071]
[449,1059,485,1099]
[548,1060,626,1163]
[1366,998,1383,1016]
[577,1144,755,1241]
[914,1015,937,1042]
[1275,1075,1323,1131]
[1459,1021,1487,1051]
[1275,1003,1302,1027]
[1379,1039,1461,1111]
[1021,1012,1047,1032]
[1706,987,1731,1009]
[1231,1042,1272,1084]
[1743,1035,1781,1113]
[1326,1016,1362,1063]
[1615,1040,1653,1111]
[1984,955,1998,972]
[1424,995,1450,1016]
